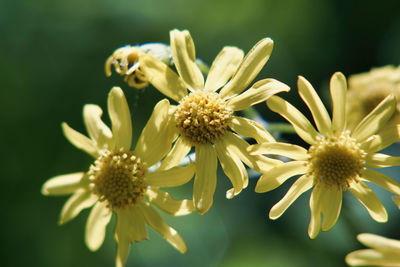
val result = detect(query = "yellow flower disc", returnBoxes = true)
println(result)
[175,90,232,145]
[89,149,147,210]
[307,132,366,189]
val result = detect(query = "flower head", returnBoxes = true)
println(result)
[346,233,400,266]
[105,43,172,89]
[249,72,400,238]
[347,65,400,130]
[138,29,289,214]
[42,87,195,267]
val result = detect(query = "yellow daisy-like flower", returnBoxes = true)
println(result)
[347,65,400,130]
[105,43,172,89]
[346,233,400,266]
[41,87,195,267]
[138,29,289,214]
[249,72,400,238]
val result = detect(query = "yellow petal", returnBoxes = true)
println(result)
[352,94,396,143]
[41,172,85,196]
[146,188,194,216]
[138,201,187,253]
[59,189,98,225]
[222,132,281,173]
[308,185,323,239]
[361,125,400,152]
[349,180,388,222]
[358,233,400,251]
[215,139,247,199]
[62,122,98,158]
[144,163,195,187]
[366,153,400,168]
[170,29,204,90]
[135,99,176,166]
[205,46,244,92]
[320,187,342,231]
[267,96,318,145]
[248,142,309,161]
[363,168,400,195]
[83,104,113,150]
[159,136,192,170]
[139,54,187,102]
[85,201,112,251]
[330,72,347,134]
[226,78,290,111]
[393,195,400,209]
[229,116,275,143]
[219,38,274,98]
[107,87,132,150]
[193,144,218,214]
[255,161,308,193]
[346,249,400,267]
[115,207,148,267]
[269,175,312,219]
[298,76,331,135]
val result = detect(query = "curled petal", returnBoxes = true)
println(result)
[146,188,194,216]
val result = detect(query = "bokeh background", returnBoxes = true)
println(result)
[2,0,400,266]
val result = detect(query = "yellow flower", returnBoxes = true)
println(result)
[41,87,195,267]
[105,43,172,89]
[347,65,400,130]
[346,233,400,266]
[249,72,400,239]
[139,29,289,214]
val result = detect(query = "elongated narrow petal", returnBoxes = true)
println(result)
[267,96,318,145]
[249,142,309,161]
[223,132,281,174]
[135,99,176,166]
[85,201,112,251]
[146,188,194,216]
[205,46,244,92]
[193,144,218,214]
[229,116,275,144]
[298,76,331,135]
[320,187,342,231]
[170,29,204,90]
[220,38,274,98]
[358,233,400,251]
[227,79,290,111]
[42,172,85,196]
[144,163,195,187]
[308,185,323,239]
[361,125,400,152]
[330,72,347,134]
[107,87,132,150]
[349,181,388,222]
[138,202,187,253]
[139,54,187,102]
[59,189,98,225]
[352,95,396,143]
[160,136,192,170]
[363,169,400,195]
[346,249,400,266]
[83,104,113,150]
[215,139,247,199]
[62,122,98,158]
[115,207,148,267]
[255,161,308,193]
[366,153,400,168]
[269,175,312,219]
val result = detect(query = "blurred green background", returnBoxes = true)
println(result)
[2,0,400,266]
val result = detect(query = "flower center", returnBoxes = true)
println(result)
[89,149,147,210]
[175,90,232,145]
[307,132,366,189]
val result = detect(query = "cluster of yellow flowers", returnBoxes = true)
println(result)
[42,29,400,266]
